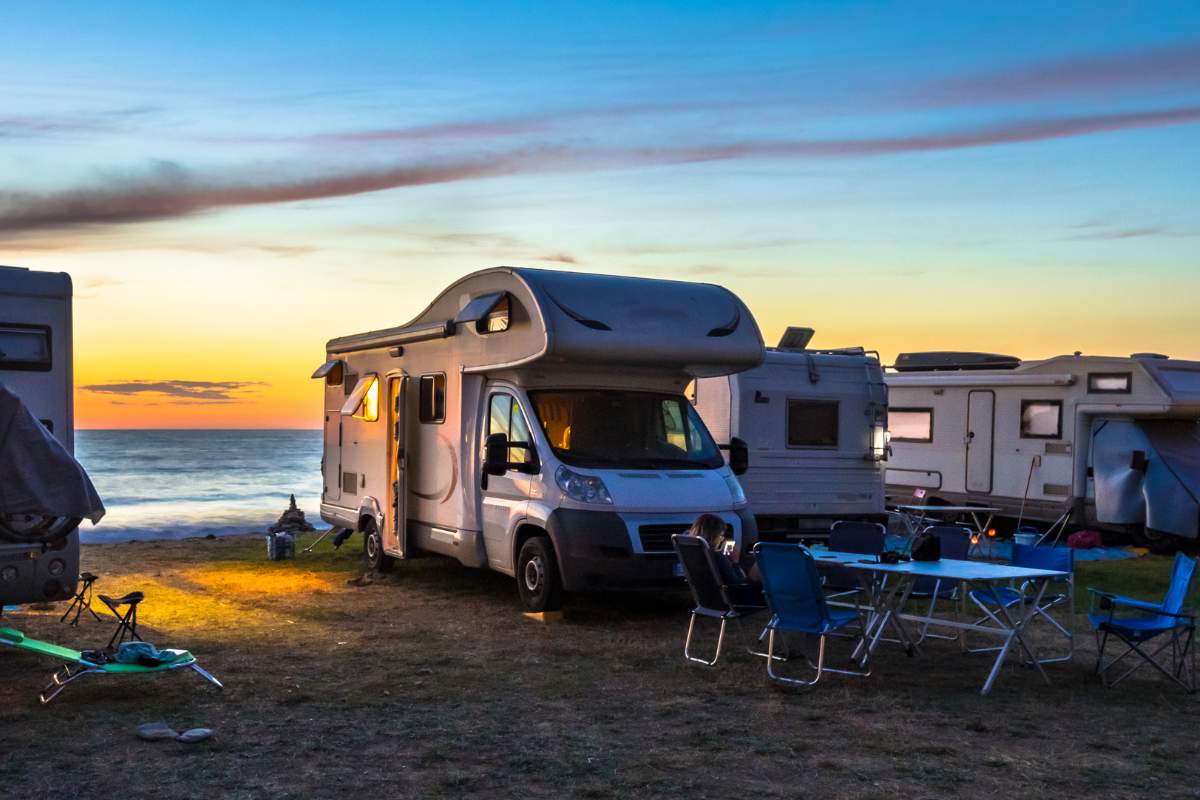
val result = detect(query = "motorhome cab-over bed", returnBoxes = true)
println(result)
[692,327,888,542]
[885,351,1200,546]
[314,267,764,611]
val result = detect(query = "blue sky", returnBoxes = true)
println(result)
[0,2,1197,426]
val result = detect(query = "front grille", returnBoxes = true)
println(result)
[638,524,692,553]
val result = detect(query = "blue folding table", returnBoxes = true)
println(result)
[813,551,1070,695]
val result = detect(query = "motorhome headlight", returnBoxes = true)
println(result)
[722,473,747,505]
[555,466,613,505]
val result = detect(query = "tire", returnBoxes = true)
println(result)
[516,536,564,612]
[362,519,396,573]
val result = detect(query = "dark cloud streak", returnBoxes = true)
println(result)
[83,380,266,403]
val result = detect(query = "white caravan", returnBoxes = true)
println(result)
[314,267,763,610]
[692,327,888,541]
[0,266,80,604]
[885,351,1200,545]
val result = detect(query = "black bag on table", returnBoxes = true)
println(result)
[911,532,941,562]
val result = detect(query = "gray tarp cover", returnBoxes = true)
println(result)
[0,384,104,523]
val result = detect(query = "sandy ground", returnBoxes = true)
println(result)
[1,533,1197,800]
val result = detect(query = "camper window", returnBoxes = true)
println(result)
[889,408,933,443]
[487,393,534,464]
[1088,372,1131,394]
[342,374,379,421]
[0,323,51,372]
[419,374,446,423]
[786,399,839,448]
[482,294,510,334]
[1020,400,1062,439]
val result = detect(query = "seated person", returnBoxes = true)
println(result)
[688,513,763,606]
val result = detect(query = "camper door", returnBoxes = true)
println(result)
[385,376,408,557]
[965,390,995,493]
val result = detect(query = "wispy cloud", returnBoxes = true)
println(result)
[1063,225,1165,241]
[920,40,1200,105]
[2,105,1197,235]
[83,380,267,403]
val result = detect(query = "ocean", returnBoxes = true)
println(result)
[75,429,324,544]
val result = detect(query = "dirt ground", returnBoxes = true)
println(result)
[1,533,1197,800]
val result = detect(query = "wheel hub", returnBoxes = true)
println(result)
[524,555,545,593]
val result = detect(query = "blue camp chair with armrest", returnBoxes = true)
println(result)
[672,534,768,666]
[905,525,972,643]
[822,521,887,606]
[967,543,1075,663]
[1088,551,1197,693]
[755,543,871,687]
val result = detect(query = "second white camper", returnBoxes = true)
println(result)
[315,267,764,611]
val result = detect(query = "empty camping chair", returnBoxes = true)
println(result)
[60,571,103,627]
[755,543,871,687]
[672,534,767,666]
[908,525,972,643]
[1088,552,1198,693]
[822,521,887,606]
[98,591,144,650]
[967,544,1075,663]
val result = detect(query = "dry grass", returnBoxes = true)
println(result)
[1,533,1197,800]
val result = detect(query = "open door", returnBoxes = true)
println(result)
[385,376,408,557]
[965,390,995,493]
[323,412,342,502]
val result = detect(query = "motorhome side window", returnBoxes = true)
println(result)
[345,374,379,422]
[888,408,933,443]
[1088,372,1131,394]
[1020,400,1062,439]
[0,323,52,372]
[419,374,446,423]
[488,393,533,465]
[786,399,839,448]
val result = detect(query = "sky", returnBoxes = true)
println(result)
[0,1,1197,429]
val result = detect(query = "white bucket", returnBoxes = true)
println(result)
[1013,532,1039,547]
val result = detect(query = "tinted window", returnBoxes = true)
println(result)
[889,408,933,443]
[1088,373,1131,394]
[0,323,51,372]
[1021,400,1062,439]
[787,400,839,447]
[487,393,533,465]
[419,374,445,423]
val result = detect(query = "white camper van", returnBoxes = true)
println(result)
[0,266,80,604]
[885,351,1200,545]
[692,327,888,542]
[314,267,763,611]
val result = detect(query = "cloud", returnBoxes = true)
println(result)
[534,253,577,264]
[920,40,1200,105]
[1063,226,1165,241]
[2,105,1198,235]
[83,380,267,403]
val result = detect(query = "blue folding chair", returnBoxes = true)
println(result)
[672,535,767,666]
[967,544,1075,664]
[906,525,972,643]
[1088,552,1197,693]
[755,543,871,687]
[822,521,887,606]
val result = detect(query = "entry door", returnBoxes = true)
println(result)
[323,412,341,502]
[965,390,995,493]
[385,377,408,557]
[481,392,532,572]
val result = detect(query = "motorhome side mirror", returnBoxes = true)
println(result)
[729,437,749,476]
[485,433,509,476]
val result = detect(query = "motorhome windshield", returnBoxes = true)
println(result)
[529,389,724,470]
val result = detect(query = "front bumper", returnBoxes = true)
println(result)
[545,507,757,593]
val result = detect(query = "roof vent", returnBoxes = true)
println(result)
[1131,352,1169,360]
[776,326,814,351]
[893,351,1021,372]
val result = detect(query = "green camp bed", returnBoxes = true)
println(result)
[0,627,223,704]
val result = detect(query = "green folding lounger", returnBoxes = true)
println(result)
[0,627,223,703]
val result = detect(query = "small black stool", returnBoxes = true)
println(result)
[60,572,103,626]
[98,591,145,650]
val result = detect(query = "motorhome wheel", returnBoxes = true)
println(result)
[362,520,395,573]
[517,536,563,612]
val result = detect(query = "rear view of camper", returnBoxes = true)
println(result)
[315,267,764,611]
[0,266,81,605]
[885,351,1200,546]
[693,327,889,541]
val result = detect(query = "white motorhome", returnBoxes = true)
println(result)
[314,267,763,610]
[885,351,1200,545]
[692,327,888,542]
[0,266,80,604]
